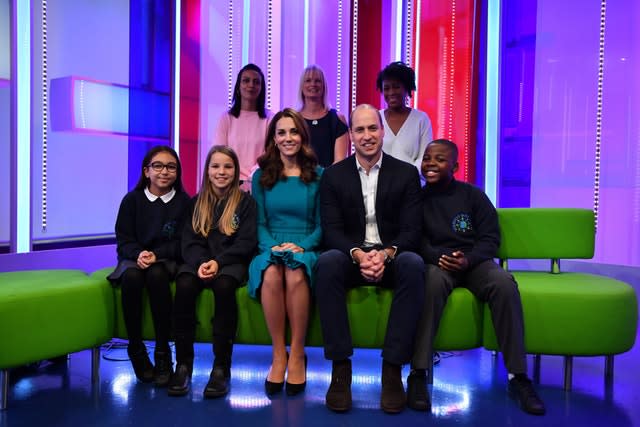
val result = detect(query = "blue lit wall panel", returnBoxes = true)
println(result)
[128,0,172,190]
[497,0,536,207]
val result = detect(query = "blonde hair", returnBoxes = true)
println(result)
[192,146,243,237]
[299,64,329,109]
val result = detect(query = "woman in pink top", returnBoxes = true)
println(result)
[214,63,272,190]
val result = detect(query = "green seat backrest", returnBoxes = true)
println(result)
[496,208,595,260]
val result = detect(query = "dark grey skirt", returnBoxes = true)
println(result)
[107,259,178,285]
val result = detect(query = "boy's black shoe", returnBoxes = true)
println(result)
[508,374,546,415]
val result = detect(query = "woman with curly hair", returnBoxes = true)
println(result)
[248,108,322,396]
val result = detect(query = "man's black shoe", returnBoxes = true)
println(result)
[380,360,406,414]
[508,374,546,415]
[407,369,431,412]
[326,359,352,412]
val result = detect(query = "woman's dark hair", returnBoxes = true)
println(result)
[134,145,183,192]
[257,108,318,189]
[375,61,417,97]
[229,63,267,119]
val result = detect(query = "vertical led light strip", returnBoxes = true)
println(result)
[336,0,343,110]
[394,0,402,62]
[242,0,250,66]
[41,0,48,231]
[350,0,358,112]
[336,0,343,109]
[173,0,181,154]
[266,0,273,110]
[227,0,234,107]
[593,0,606,231]
[303,0,309,67]
[484,0,501,204]
[13,0,31,252]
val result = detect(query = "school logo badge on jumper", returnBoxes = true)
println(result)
[162,220,177,238]
[452,213,473,234]
[231,213,240,231]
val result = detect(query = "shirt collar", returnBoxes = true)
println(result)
[144,187,176,203]
[355,154,383,173]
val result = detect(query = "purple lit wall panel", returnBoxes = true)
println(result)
[0,245,117,274]
[308,0,351,115]
[30,0,129,242]
[279,0,306,110]
[596,0,640,266]
[0,87,8,245]
[529,0,640,266]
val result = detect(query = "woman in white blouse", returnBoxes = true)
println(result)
[377,61,433,182]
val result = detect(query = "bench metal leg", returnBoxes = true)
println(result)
[563,356,573,391]
[91,347,100,384]
[604,355,614,388]
[1,369,8,411]
[533,354,541,384]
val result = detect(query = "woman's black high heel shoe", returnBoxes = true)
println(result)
[285,354,307,396]
[265,352,288,395]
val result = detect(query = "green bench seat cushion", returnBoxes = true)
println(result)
[93,267,483,351]
[483,271,638,355]
[0,270,114,369]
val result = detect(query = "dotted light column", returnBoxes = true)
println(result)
[448,0,456,139]
[593,0,607,232]
[350,0,358,112]
[41,0,48,232]
[336,0,343,110]
[227,0,234,108]
[405,0,413,68]
[266,0,273,111]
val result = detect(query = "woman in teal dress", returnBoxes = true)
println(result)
[248,108,322,396]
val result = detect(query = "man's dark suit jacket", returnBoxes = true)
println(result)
[319,153,422,256]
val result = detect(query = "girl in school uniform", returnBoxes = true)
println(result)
[168,146,257,398]
[109,145,190,386]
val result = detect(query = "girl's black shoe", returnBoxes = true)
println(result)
[203,365,230,398]
[127,347,154,383]
[167,363,192,396]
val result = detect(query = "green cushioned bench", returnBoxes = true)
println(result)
[90,269,482,351]
[0,270,115,410]
[483,208,638,390]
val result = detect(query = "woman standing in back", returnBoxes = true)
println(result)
[214,63,272,190]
